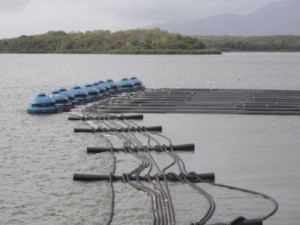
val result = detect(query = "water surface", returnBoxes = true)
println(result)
[1,53,300,225]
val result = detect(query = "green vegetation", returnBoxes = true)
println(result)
[0,29,221,54]
[3,29,298,54]
[200,35,300,52]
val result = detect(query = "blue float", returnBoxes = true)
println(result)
[27,92,58,114]
[98,80,111,96]
[59,87,75,100]
[58,87,78,106]
[117,78,133,92]
[49,90,73,111]
[98,80,110,91]
[92,82,107,99]
[130,76,144,90]
[105,79,118,93]
[27,77,145,114]
[69,85,90,104]
[83,84,100,101]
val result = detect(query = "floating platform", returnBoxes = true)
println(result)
[88,88,300,115]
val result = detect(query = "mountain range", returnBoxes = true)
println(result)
[150,0,300,36]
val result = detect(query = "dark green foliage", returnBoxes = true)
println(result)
[0,29,213,54]
[1,29,299,54]
[201,35,300,52]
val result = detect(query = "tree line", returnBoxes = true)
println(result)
[200,35,300,51]
[0,29,221,54]
[1,29,298,54]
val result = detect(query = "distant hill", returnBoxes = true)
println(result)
[152,0,300,36]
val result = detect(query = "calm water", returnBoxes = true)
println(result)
[1,53,300,225]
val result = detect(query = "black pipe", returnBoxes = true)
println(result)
[102,105,300,111]
[128,90,300,99]
[87,143,195,153]
[68,114,143,120]
[117,114,143,120]
[110,99,300,105]
[207,218,263,225]
[169,143,195,151]
[68,116,85,120]
[73,172,215,182]
[74,126,162,133]
[102,100,300,105]
[98,106,300,114]
[100,109,300,115]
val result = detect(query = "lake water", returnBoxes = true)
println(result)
[1,53,300,225]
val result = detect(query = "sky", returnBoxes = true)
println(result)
[0,0,282,39]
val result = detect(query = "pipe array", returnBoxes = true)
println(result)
[88,88,300,115]
[70,88,280,225]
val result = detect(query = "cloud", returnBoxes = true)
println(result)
[0,0,281,38]
[112,0,278,21]
[0,0,30,12]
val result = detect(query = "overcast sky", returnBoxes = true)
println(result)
[0,0,282,39]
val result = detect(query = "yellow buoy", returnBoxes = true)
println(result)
[235,76,240,81]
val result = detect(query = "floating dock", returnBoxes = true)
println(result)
[89,88,300,115]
